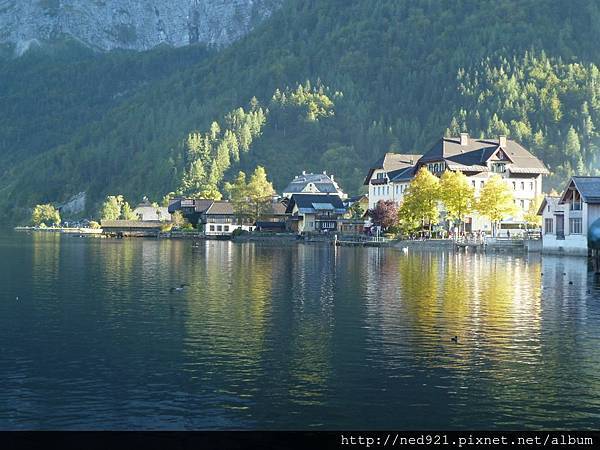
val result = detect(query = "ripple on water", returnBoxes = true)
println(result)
[0,236,599,429]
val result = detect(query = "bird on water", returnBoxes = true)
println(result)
[170,283,189,293]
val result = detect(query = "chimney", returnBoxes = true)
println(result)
[460,132,469,146]
[499,135,507,147]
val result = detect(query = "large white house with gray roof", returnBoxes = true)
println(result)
[283,171,347,199]
[364,133,549,232]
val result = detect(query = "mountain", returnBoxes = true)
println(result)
[2,0,600,224]
[0,0,280,55]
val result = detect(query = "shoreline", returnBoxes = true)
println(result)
[13,227,586,258]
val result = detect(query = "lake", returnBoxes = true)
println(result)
[1,232,599,430]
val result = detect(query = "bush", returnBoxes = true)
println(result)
[89,221,101,229]
[160,223,174,232]
[232,228,249,237]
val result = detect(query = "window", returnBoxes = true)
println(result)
[480,180,484,188]
[376,172,385,179]
[217,225,222,232]
[224,226,229,232]
[492,163,506,173]
[387,186,390,195]
[210,225,215,231]
[521,182,525,190]
[545,218,553,234]
[396,185,399,194]
[520,200,525,209]
[530,182,534,191]
[472,180,476,187]
[512,181,516,190]
[570,218,582,234]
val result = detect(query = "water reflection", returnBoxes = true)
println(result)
[0,233,599,430]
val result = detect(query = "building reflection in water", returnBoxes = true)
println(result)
[5,233,600,430]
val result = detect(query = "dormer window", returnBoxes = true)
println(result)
[491,162,506,173]
[427,162,445,173]
[376,172,386,179]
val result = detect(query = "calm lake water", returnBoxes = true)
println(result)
[1,231,599,430]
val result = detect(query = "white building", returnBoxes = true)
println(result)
[363,134,548,232]
[538,177,600,256]
[364,153,421,209]
[133,198,171,221]
[283,171,347,199]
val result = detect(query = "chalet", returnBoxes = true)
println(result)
[168,198,253,236]
[538,177,600,256]
[364,153,421,209]
[285,193,347,233]
[283,171,347,199]
[168,198,213,226]
[363,133,549,232]
[344,194,369,215]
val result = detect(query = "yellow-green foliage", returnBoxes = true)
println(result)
[399,167,441,227]
[476,175,518,233]
[224,166,275,222]
[440,170,475,225]
[32,204,61,226]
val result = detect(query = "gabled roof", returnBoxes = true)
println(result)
[364,153,422,185]
[206,201,234,215]
[537,195,561,216]
[167,198,214,214]
[285,193,345,214]
[419,137,548,174]
[346,194,368,204]
[389,166,418,182]
[283,173,343,194]
[559,177,600,204]
[133,205,170,216]
[194,199,215,213]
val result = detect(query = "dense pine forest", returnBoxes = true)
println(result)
[2,0,600,224]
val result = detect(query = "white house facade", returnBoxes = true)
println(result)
[538,177,600,256]
[363,134,548,232]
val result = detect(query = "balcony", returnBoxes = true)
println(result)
[371,178,388,185]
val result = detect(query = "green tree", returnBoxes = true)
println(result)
[524,194,543,229]
[225,166,275,223]
[475,175,518,236]
[224,171,251,220]
[399,167,441,236]
[565,126,581,160]
[121,202,137,220]
[347,201,366,219]
[440,170,475,232]
[161,192,176,207]
[171,210,185,227]
[247,166,276,222]
[32,204,61,226]
[101,195,124,221]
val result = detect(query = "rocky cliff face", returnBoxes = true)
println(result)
[0,0,279,55]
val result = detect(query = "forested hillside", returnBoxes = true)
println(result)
[2,0,600,224]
